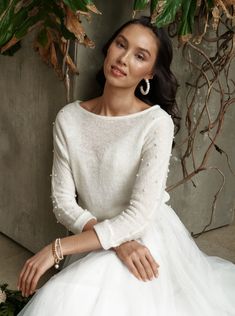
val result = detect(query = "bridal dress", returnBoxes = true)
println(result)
[18,101,235,315]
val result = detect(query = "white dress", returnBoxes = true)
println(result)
[18,101,235,315]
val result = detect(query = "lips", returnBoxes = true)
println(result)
[111,65,127,77]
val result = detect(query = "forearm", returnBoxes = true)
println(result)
[82,218,98,231]
[61,228,102,256]
[82,218,117,251]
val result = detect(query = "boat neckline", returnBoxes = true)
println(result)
[76,100,160,120]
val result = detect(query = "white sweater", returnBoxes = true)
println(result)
[51,100,174,250]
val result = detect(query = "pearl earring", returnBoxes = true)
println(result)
[140,79,150,95]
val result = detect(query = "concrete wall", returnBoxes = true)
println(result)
[0,0,234,253]
[0,31,66,252]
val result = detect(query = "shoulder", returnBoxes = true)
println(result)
[55,100,79,122]
[142,105,174,145]
[149,105,174,129]
[55,97,100,123]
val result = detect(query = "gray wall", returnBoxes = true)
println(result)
[0,1,234,253]
[0,31,66,252]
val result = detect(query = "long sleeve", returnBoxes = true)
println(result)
[51,112,97,234]
[93,114,174,250]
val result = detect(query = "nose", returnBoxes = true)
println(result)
[117,50,129,66]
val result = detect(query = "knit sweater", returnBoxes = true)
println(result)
[51,100,174,250]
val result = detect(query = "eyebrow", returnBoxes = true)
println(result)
[117,34,151,57]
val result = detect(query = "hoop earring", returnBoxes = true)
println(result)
[140,79,150,95]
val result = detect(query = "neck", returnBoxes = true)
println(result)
[97,83,139,116]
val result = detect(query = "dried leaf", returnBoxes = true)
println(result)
[50,41,58,68]
[66,54,79,74]
[178,33,192,44]
[214,0,235,19]
[65,7,85,42]
[212,6,220,30]
[75,10,91,22]
[0,35,19,53]
[223,0,235,5]
[86,4,102,14]
[81,35,95,48]
[33,29,52,63]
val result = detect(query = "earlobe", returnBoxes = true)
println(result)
[146,74,154,80]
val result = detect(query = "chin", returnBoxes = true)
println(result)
[104,74,128,88]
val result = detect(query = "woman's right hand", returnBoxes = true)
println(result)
[113,240,160,282]
[83,219,160,281]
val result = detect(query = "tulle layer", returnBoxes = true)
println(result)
[18,204,235,316]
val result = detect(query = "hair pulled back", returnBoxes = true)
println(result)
[97,16,180,122]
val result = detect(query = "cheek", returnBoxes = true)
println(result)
[130,60,153,78]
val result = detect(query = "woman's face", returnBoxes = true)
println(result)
[103,24,158,90]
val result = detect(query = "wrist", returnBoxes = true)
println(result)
[51,238,64,269]
[82,218,98,232]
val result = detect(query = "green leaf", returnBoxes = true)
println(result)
[153,0,183,28]
[0,0,16,46]
[178,0,197,36]
[15,9,45,39]
[0,0,41,46]
[62,0,94,12]
[0,0,10,16]
[133,0,149,11]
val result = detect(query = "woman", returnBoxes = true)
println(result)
[17,16,235,315]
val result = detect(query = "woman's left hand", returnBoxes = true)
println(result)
[17,244,54,297]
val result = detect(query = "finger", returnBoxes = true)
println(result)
[18,261,30,290]
[20,263,33,296]
[25,265,37,297]
[139,256,155,280]
[125,259,143,281]
[29,269,43,295]
[145,252,160,278]
[132,258,148,281]
[21,259,37,296]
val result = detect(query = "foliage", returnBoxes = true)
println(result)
[0,283,33,316]
[0,0,101,92]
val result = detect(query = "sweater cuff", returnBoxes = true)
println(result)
[70,211,97,234]
[93,220,113,250]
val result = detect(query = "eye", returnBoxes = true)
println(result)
[136,53,145,61]
[115,40,125,48]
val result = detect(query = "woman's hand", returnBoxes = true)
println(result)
[17,244,54,297]
[113,240,160,282]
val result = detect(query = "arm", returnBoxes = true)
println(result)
[18,113,173,296]
[92,114,174,250]
[66,114,174,253]
[51,112,97,233]
[18,223,159,297]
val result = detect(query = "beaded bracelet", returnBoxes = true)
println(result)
[52,238,64,269]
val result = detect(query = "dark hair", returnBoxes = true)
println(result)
[97,16,180,125]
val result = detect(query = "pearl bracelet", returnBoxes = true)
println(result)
[52,238,64,269]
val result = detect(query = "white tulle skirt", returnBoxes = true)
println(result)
[18,204,235,315]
